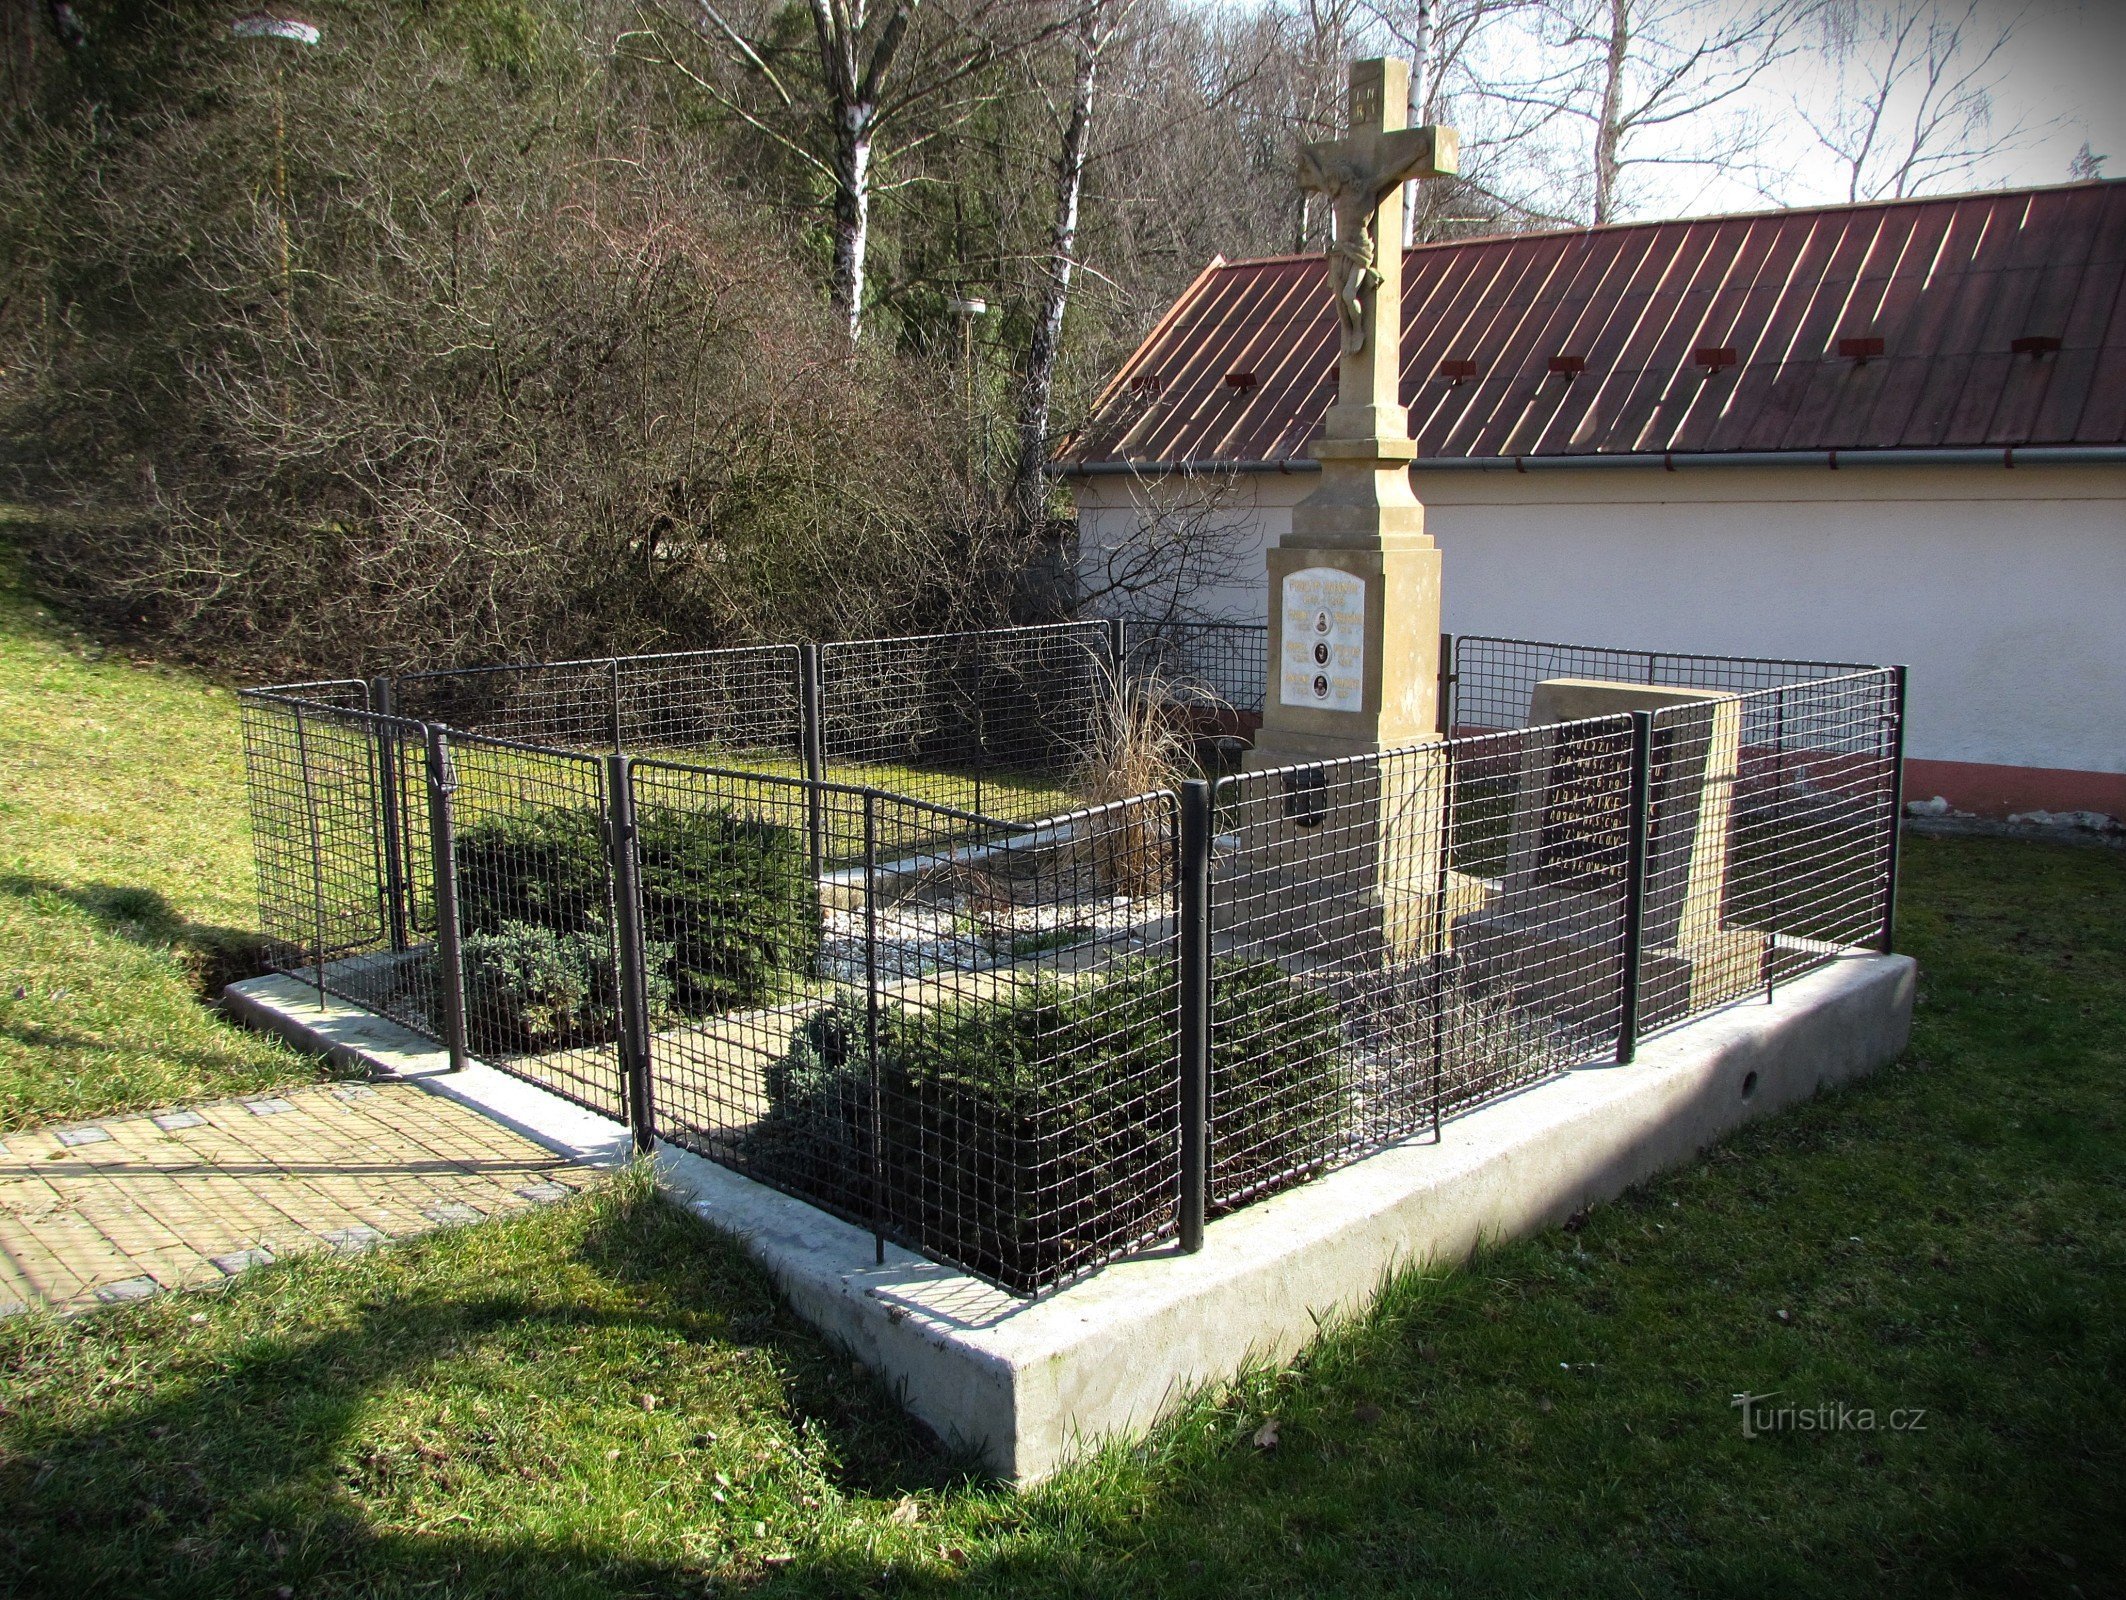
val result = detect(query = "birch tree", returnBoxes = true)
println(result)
[643,0,1067,341]
[1013,0,1122,533]
[1493,0,1806,223]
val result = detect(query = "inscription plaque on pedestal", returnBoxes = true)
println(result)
[1279,566,1365,712]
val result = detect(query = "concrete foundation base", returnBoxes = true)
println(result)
[228,952,1913,1484]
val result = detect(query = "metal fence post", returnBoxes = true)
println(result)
[1107,615,1127,678]
[291,702,329,1004]
[1436,631,1456,737]
[1881,664,1909,953]
[604,753,655,1154]
[1616,711,1653,1065]
[608,659,624,754]
[1178,779,1212,1252]
[862,789,884,1266]
[1767,686,1789,1003]
[369,676,409,953]
[1427,739,1456,1140]
[799,644,826,878]
[423,726,471,1073]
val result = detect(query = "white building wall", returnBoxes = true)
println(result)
[1071,464,2126,778]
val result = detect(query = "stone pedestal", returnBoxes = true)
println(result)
[1453,678,1765,1030]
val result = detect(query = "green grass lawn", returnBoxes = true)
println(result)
[2,833,2120,1597]
[0,530,323,1130]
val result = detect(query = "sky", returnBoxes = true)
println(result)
[1692,0,2126,214]
[1421,0,2126,222]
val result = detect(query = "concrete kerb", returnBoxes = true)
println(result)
[226,951,1915,1483]
[223,976,634,1168]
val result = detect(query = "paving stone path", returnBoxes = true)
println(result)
[0,1081,590,1317]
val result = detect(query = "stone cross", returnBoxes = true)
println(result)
[1297,60,1458,418]
[1242,57,1462,965]
[1249,56,1458,780]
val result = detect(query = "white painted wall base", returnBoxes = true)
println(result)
[229,955,1914,1483]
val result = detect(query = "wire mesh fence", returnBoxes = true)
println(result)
[239,690,431,1035]
[634,767,1182,1293]
[443,732,625,1119]
[238,624,1904,1296]
[1450,635,1876,734]
[816,623,1110,826]
[1122,620,1268,717]
[392,646,805,765]
[1642,669,1902,1030]
[1206,717,1637,1210]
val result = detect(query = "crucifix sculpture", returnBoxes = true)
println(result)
[1243,57,1462,966]
[1297,61,1458,390]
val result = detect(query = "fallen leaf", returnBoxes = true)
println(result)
[639,1394,659,1411]
[605,1448,621,1461]
[1252,1418,1280,1451]
[890,1496,921,1526]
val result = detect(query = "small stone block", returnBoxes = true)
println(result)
[516,1181,571,1205]
[152,1110,208,1132]
[211,1247,276,1275]
[319,1225,385,1252]
[244,1098,297,1116]
[56,1126,112,1147]
[330,1084,378,1102]
[95,1276,159,1303]
[422,1203,485,1227]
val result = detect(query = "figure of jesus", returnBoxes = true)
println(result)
[1298,148,1402,358]
[1295,87,1455,362]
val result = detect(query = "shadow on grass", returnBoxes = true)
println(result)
[1,873,269,996]
[0,1182,974,1599]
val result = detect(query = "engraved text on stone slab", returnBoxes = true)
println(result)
[1280,567,1366,711]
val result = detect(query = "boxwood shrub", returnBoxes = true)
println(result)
[448,801,819,1050]
[456,919,676,1057]
[751,958,1341,1291]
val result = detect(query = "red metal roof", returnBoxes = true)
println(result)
[1063,181,2126,465]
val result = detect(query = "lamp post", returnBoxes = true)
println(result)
[229,9,320,340]
[951,296,987,484]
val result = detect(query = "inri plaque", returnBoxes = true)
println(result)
[1279,566,1366,712]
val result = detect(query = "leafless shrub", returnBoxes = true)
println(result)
[0,8,1030,677]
